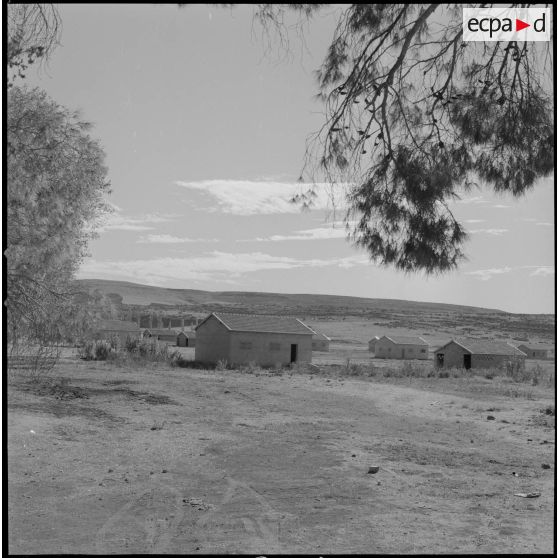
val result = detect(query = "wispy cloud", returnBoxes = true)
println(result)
[137,234,218,244]
[241,224,351,242]
[97,210,176,232]
[174,179,349,215]
[491,204,510,209]
[468,228,508,236]
[535,222,553,227]
[463,219,486,224]
[78,251,371,285]
[465,266,513,281]
[528,266,554,277]
[466,264,554,281]
[455,196,490,205]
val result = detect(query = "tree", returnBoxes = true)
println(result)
[7,3,61,87]
[226,4,555,273]
[6,86,111,363]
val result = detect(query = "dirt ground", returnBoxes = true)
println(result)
[8,355,556,554]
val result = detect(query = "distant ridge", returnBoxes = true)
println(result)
[74,278,508,315]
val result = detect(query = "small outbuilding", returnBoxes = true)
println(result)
[195,312,313,367]
[177,331,196,347]
[435,339,527,370]
[374,335,429,360]
[93,319,141,344]
[143,328,179,343]
[516,343,555,360]
[368,336,380,353]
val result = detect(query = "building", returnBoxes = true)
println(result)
[516,343,555,360]
[143,328,179,343]
[311,331,330,352]
[195,312,313,366]
[374,335,429,360]
[434,339,527,370]
[177,331,196,347]
[93,319,141,344]
[368,336,380,353]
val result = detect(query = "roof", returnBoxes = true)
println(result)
[197,312,314,335]
[96,319,140,332]
[382,335,428,345]
[516,343,554,351]
[144,328,180,336]
[177,331,196,338]
[368,336,380,342]
[437,338,527,356]
[312,332,331,341]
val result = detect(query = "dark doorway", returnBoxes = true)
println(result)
[436,353,444,367]
[463,354,471,370]
[290,344,298,363]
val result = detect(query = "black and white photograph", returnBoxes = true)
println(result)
[6,3,556,554]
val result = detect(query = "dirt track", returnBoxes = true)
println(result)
[8,360,556,554]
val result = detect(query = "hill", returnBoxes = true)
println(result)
[74,278,506,316]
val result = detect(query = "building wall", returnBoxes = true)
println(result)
[177,334,187,347]
[375,337,429,360]
[368,339,378,352]
[97,329,141,344]
[312,339,329,352]
[435,342,525,370]
[195,316,231,363]
[435,341,468,368]
[518,346,552,360]
[471,353,525,370]
[229,331,312,367]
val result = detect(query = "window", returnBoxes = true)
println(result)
[239,341,252,350]
[270,342,281,351]
[420,349,426,353]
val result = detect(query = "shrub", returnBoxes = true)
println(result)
[215,359,229,371]
[78,339,115,361]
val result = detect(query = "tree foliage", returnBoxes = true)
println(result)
[251,4,554,273]
[7,3,61,86]
[7,86,111,357]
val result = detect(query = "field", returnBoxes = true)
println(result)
[8,347,556,554]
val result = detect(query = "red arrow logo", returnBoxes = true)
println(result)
[516,19,530,31]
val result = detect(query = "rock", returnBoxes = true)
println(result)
[514,492,541,498]
[108,469,113,473]
[367,466,380,474]
[541,464,550,469]
[351,454,356,457]
[162,469,168,473]
[224,390,230,393]
[487,415,495,421]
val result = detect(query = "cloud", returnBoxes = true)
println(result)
[174,179,349,215]
[468,228,508,236]
[455,196,490,205]
[535,222,553,227]
[463,219,486,224]
[78,251,371,286]
[491,204,510,209]
[137,234,218,244]
[466,264,554,281]
[97,210,176,233]
[465,267,513,281]
[242,224,351,242]
[528,266,554,277]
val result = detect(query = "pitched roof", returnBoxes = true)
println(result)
[437,338,527,356]
[517,343,554,351]
[177,330,196,338]
[383,335,428,345]
[96,319,140,332]
[144,328,180,336]
[198,313,314,335]
[312,331,331,341]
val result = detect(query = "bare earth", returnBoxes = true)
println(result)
[8,357,555,554]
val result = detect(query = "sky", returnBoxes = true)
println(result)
[21,4,555,314]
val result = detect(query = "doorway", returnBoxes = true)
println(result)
[290,344,298,363]
[436,353,444,367]
[463,354,471,370]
